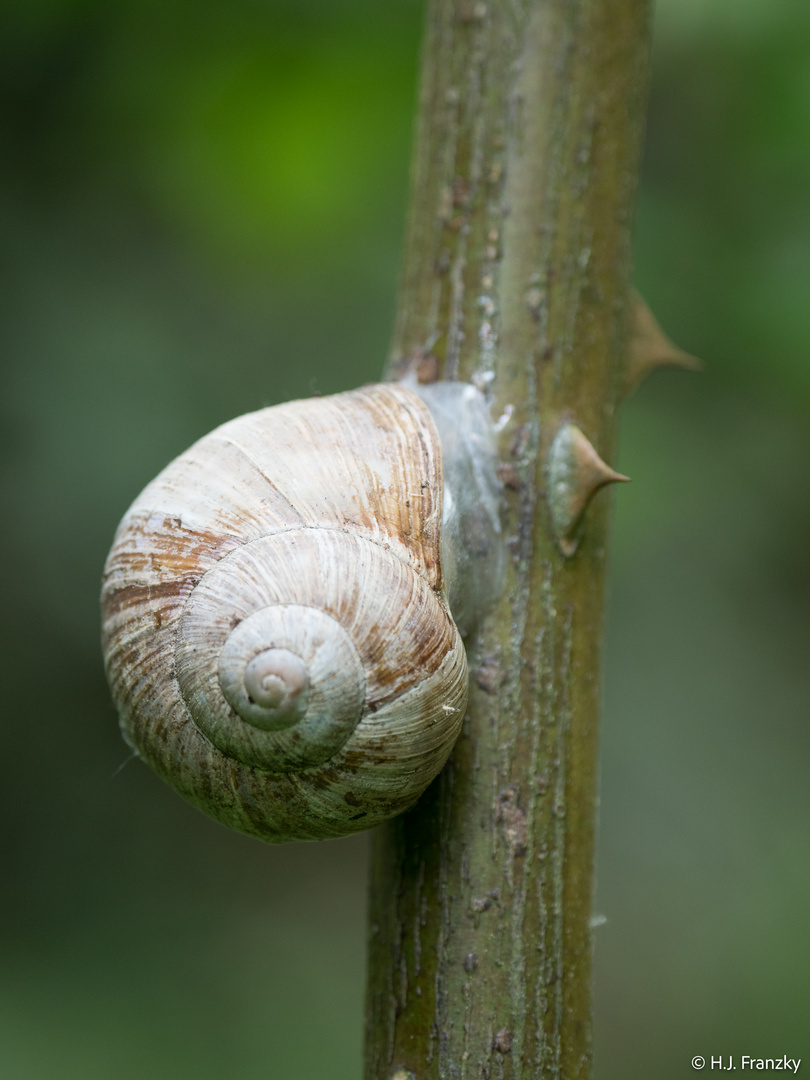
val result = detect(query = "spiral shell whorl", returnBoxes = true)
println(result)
[182,592,366,772]
[227,643,311,729]
[101,384,468,843]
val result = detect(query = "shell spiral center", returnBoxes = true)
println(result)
[243,649,308,718]
[177,583,366,773]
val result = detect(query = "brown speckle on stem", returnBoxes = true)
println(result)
[475,657,504,694]
[494,1029,513,1054]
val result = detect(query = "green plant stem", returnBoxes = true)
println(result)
[366,0,652,1077]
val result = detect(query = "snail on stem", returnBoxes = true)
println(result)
[101,379,501,843]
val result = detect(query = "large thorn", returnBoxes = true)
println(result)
[623,289,701,399]
[547,422,630,557]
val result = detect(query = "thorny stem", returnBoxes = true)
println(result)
[366,1,652,1077]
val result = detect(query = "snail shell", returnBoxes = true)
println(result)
[101,384,468,843]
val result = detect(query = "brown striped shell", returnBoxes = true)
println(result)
[101,384,468,843]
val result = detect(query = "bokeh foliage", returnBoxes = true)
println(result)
[1,0,809,1076]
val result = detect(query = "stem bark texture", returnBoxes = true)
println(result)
[366,1,652,1076]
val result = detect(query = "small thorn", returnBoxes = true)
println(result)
[547,422,629,557]
[623,290,701,398]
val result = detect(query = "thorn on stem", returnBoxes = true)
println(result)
[623,289,701,398]
[547,422,629,557]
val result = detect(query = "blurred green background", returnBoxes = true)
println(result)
[2,0,809,1076]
